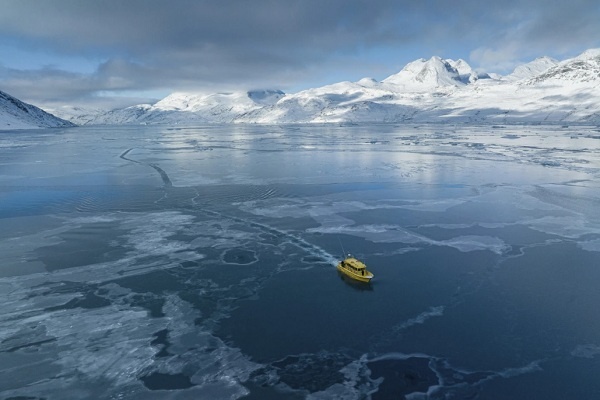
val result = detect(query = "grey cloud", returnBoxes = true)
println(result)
[0,0,420,104]
[2,1,598,60]
[0,66,97,102]
[470,1,600,70]
[0,1,407,55]
[0,0,599,107]
[0,60,156,103]
[523,1,600,52]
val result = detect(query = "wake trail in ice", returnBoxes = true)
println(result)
[121,147,337,266]
[198,207,339,267]
[120,148,173,187]
[122,150,337,267]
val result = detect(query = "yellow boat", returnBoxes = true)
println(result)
[336,256,374,283]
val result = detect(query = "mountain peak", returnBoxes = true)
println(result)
[383,56,463,89]
[446,59,472,75]
[575,48,600,60]
[247,89,285,105]
[357,77,378,86]
[507,56,559,81]
[526,49,600,85]
[445,59,484,83]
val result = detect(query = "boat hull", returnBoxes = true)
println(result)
[336,263,373,283]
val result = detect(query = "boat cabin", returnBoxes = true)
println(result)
[337,255,373,282]
[340,259,368,276]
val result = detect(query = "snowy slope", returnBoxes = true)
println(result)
[0,90,75,130]
[446,59,485,83]
[526,49,600,86]
[505,56,558,81]
[69,90,285,125]
[48,105,110,126]
[65,48,600,125]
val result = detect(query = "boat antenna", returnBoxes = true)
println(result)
[338,237,347,258]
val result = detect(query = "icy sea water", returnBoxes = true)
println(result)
[1,124,600,399]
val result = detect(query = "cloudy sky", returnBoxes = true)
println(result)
[1,0,599,110]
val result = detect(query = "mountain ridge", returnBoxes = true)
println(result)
[0,90,75,130]
[48,48,600,125]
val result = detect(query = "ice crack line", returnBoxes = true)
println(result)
[120,148,173,187]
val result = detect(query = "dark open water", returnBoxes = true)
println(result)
[1,124,600,399]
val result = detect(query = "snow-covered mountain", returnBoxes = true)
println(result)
[62,49,600,125]
[380,56,488,88]
[0,90,75,130]
[526,49,600,85]
[382,56,465,88]
[505,56,558,81]
[61,90,285,126]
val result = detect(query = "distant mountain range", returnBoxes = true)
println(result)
[3,48,600,129]
[0,90,74,129]
[53,89,286,126]
[235,49,600,125]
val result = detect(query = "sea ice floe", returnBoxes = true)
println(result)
[571,344,600,358]
[122,211,196,256]
[0,210,214,291]
[0,279,263,398]
[34,305,160,386]
[238,199,375,219]
[366,351,547,399]
[307,223,425,244]
[75,210,208,265]
[473,185,563,211]
[145,295,262,391]
[495,360,543,379]
[0,219,76,276]
[307,383,371,400]
[259,352,377,399]
[370,307,447,352]
[577,238,600,252]
[393,306,446,332]
[523,215,599,238]
[187,219,256,249]
[308,222,509,254]
[439,235,509,254]
[396,198,467,212]
[69,215,120,224]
